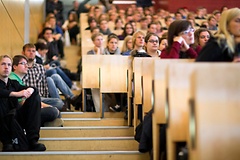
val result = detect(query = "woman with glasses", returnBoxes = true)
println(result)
[192,28,212,54]
[145,33,161,57]
[160,20,198,59]
[196,8,240,62]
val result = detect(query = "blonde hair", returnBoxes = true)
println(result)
[121,35,132,53]
[0,55,12,62]
[91,32,104,41]
[132,30,146,49]
[215,8,240,53]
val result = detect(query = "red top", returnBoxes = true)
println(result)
[160,42,198,59]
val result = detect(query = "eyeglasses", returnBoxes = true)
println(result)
[181,28,195,35]
[18,62,28,66]
[148,40,159,43]
[200,35,210,39]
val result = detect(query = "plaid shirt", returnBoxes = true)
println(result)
[22,63,49,98]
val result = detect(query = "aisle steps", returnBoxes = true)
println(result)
[0,113,149,159]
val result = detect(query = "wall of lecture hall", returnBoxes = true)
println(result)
[116,0,239,13]
[0,0,44,57]
[156,0,240,13]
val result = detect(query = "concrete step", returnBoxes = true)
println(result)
[39,137,138,151]
[0,151,150,160]
[61,112,125,118]
[62,118,128,126]
[40,126,134,138]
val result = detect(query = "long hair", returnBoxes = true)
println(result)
[132,30,146,49]
[121,35,132,53]
[166,20,192,53]
[122,22,134,37]
[192,28,212,48]
[215,8,240,54]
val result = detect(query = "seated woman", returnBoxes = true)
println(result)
[196,8,240,62]
[145,33,161,57]
[121,35,133,56]
[62,12,80,45]
[114,18,124,32]
[158,36,168,56]
[118,22,134,40]
[103,33,121,55]
[192,28,211,54]
[160,20,198,59]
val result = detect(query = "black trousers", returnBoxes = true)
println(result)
[0,90,41,145]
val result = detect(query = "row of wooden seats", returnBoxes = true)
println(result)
[79,13,240,159]
[81,53,240,160]
[132,59,240,160]
[81,55,133,125]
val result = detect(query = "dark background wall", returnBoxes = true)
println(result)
[155,0,240,13]
[116,0,239,13]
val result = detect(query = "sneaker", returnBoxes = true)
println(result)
[29,142,46,151]
[44,118,64,127]
[71,82,80,90]
[110,105,121,112]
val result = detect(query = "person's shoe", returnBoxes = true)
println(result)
[2,144,14,152]
[71,82,80,90]
[44,118,64,127]
[61,98,73,112]
[29,142,46,151]
[61,105,73,112]
[110,105,121,112]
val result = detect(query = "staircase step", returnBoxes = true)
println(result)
[61,112,125,118]
[0,151,150,160]
[62,118,128,126]
[39,137,138,151]
[40,126,134,138]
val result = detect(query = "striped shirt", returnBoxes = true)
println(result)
[22,63,49,98]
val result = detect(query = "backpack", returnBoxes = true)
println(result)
[4,109,29,151]
[10,118,29,151]
[85,89,96,112]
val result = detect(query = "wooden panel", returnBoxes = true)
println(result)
[100,56,129,93]
[82,55,101,88]
[133,58,143,105]
[167,62,198,160]
[29,0,44,42]
[189,64,240,160]
[0,0,44,56]
[152,59,194,160]
[142,58,155,115]
[0,1,24,56]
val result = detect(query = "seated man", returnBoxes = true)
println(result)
[9,55,63,127]
[0,55,46,151]
[21,43,75,111]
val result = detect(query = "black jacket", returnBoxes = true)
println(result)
[196,37,240,62]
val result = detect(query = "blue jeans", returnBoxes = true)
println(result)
[41,107,61,126]
[46,67,72,88]
[47,74,74,99]
[41,97,64,111]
